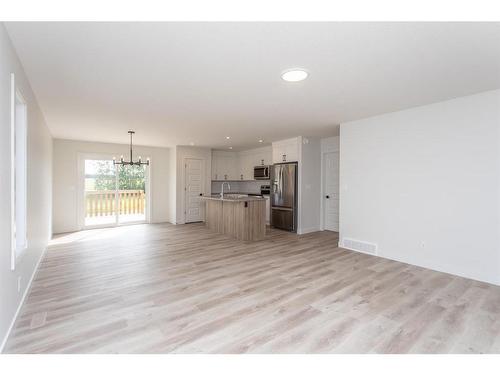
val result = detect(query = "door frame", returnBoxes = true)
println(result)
[183,157,205,223]
[320,150,339,232]
[77,152,151,230]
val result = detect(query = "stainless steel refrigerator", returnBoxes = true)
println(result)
[270,162,298,232]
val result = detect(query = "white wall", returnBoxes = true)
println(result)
[175,146,212,224]
[53,139,171,233]
[297,136,322,234]
[340,90,500,285]
[0,24,53,351]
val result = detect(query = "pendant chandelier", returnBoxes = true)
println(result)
[113,131,150,166]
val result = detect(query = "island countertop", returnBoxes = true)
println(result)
[199,195,266,202]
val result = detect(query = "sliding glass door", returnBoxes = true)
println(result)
[83,158,148,228]
[117,164,147,224]
[84,159,117,227]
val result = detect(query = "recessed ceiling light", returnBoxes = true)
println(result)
[281,69,308,82]
[226,136,231,140]
[229,146,233,150]
[258,139,263,143]
[189,142,195,146]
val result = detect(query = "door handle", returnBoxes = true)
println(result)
[199,193,203,196]
[272,206,293,211]
[325,195,330,199]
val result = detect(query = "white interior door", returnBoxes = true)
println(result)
[323,151,339,231]
[185,158,205,223]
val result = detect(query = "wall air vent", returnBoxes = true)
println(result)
[341,238,377,255]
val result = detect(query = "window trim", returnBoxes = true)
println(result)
[10,73,28,270]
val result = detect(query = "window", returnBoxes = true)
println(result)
[11,74,28,270]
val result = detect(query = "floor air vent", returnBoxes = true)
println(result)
[341,238,377,255]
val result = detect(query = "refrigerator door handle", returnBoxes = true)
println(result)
[271,206,293,211]
[279,166,283,195]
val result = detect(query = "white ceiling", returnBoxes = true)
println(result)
[5,22,500,150]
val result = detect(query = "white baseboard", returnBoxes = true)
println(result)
[0,246,47,353]
[298,227,321,235]
[338,239,500,287]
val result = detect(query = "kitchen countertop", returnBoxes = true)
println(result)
[200,195,266,202]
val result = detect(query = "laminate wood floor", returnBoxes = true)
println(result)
[5,223,500,354]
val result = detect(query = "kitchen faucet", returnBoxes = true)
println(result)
[220,182,231,198]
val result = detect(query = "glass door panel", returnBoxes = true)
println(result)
[84,159,118,227]
[118,164,147,224]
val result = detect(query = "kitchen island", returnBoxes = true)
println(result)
[200,195,266,241]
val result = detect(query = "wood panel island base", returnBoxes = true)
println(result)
[201,196,266,241]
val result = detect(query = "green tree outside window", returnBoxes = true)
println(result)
[90,160,146,191]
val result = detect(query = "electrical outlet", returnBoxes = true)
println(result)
[17,276,22,292]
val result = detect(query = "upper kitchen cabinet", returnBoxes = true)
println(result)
[211,146,272,181]
[253,147,272,166]
[238,153,254,180]
[272,137,299,163]
[212,151,238,180]
[238,146,272,180]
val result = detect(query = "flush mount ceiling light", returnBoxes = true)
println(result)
[226,136,231,140]
[258,139,263,143]
[281,69,308,82]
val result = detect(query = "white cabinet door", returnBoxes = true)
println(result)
[250,154,260,180]
[272,138,298,163]
[252,147,272,167]
[220,156,238,180]
[248,155,256,180]
[254,152,265,168]
[212,154,228,180]
[213,155,222,180]
[284,141,298,162]
[262,149,271,166]
[221,157,231,180]
[215,156,228,180]
[241,154,253,180]
[211,155,219,180]
[272,144,285,163]
[227,157,238,180]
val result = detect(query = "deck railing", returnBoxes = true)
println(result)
[85,190,145,217]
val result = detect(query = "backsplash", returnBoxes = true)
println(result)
[211,180,268,194]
